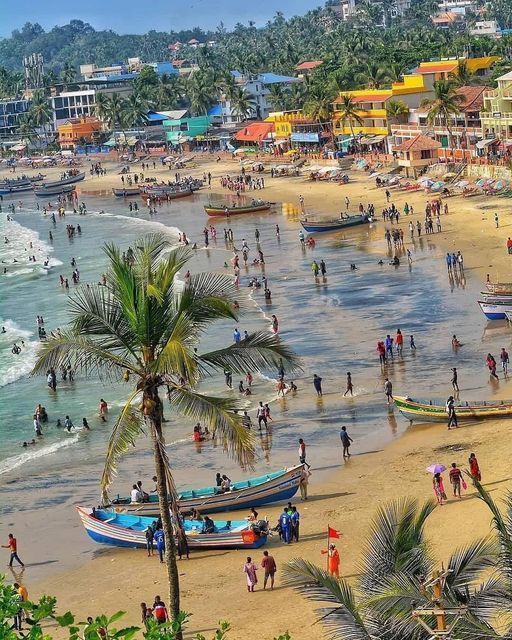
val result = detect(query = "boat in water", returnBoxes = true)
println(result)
[300,213,374,233]
[142,188,193,200]
[112,187,140,197]
[42,171,85,189]
[107,464,303,516]
[204,201,272,216]
[394,395,512,422]
[77,507,268,550]
[0,184,34,195]
[478,300,512,320]
[34,184,76,197]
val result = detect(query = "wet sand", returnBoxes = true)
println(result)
[3,155,512,639]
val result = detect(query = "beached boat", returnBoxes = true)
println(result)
[204,201,272,216]
[77,507,268,550]
[0,184,34,195]
[394,395,512,423]
[142,188,193,200]
[478,300,512,320]
[107,464,303,516]
[112,187,140,197]
[486,282,512,295]
[506,311,512,323]
[34,184,76,197]
[42,172,85,189]
[301,213,373,233]
[0,178,31,187]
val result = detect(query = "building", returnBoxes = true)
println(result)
[295,61,323,78]
[470,21,501,38]
[163,112,212,147]
[80,58,177,82]
[209,71,300,125]
[332,73,434,147]
[51,89,97,127]
[480,71,512,146]
[57,116,102,149]
[390,85,488,159]
[234,122,275,145]
[437,0,476,14]
[265,110,330,149]
[0,98,31,137]
[339,0,411,22]
[415,56,499,81]
[394,134,442,177]
[430,12,463,28]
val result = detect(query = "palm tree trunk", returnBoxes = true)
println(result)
[147,389,181,630]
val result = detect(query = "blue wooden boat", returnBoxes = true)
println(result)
[301,213,374,233]
[42,171,85,188]
[77,507,268,550]
[478,300,512,320]
[34,184,76,197]
[107,464,303,516]
[112,187,140,197]
[0,184,34,195]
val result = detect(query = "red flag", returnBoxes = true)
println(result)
[328,526,341,539]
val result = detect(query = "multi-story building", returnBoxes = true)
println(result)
[339,0,411,22]
[414,56,499,81]
[470,21,502,38]
[162,111,212,147]
[0,98,31,137]
[80,58,177,82]
[265,110,330,149]
[57,116,102,149]
[50,89,97,127]
[480,71,512,145]
[437,0,476,14]
[209,72,299,125]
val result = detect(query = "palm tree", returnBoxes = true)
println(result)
[29,90,53,146]
[335,95,364,148]
[123,93,149,128]
[284,497,510,639]
[94,93,111,127]
[61,63,76,90]
[229,86,255,121]
[16,113,37,147]
[32,235,299,625]
[420,79,464,155]
[267,85,287,111]
[104,92,128,148]
[187,72,215,116]
[450,60,478,87]
[303,85,333,122]
[385,62,407,84]
[357,61,388,89]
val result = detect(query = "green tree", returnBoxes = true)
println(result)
[450,60,478,87]
[229,86,255,121]
[16,113,37,145]
[32,236,299,626]
[357,61,388,89]
[335,94,364,147]
[303,84,333,122]
[386,99,409,125]
[187,72,216,115]
[104,92,128,147]
[61,62,76,89]
[123,93,150,128]
[420,79,464,153]
[94,92,111,124]
[29,90,53,146]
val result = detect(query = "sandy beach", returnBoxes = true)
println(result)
[3,154,512,639]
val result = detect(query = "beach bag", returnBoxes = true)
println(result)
[461,479,467,490]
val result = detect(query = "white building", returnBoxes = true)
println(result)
[437,0,476,14]
[50,89,97,127]
[470,20,501,38]
[339,0,411,22]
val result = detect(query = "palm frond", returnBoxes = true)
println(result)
[283,558,374,640]
[100,389,145,502]
[31,332,138,380]
[445,538,497,595]
[467,574,512,625]
[166,385,255,468]
[199,331,302,376]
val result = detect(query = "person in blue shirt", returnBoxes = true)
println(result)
[154,528,165,563]
[385,335,394,360]
[446,253,452,271]
[233,328,241,344]
[279,509,292,544]
[291,506,300,542]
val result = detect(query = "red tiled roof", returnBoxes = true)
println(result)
[295,61,323,71]
[430,12,459,24]
[234,122,274,142]
[416,85,488,113]
[416,62,458,73]
[395,134,442,152]
[351,94,390,104]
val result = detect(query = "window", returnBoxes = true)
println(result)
[420,149,432,159]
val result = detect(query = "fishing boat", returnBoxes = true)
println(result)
[204,201,272,217]
[112,187,140,197]
[506,311,512,323]
[142,188,192,200]
[0,178,31,187]
[486,282,512,295]
[107,464,303,516]
[77,507,268,550]
[478,300,512,320]
[34,184,76,197]
[300,213,374,233]
[394,395,512,423]
[0,184,34,195]
[42,171,85,189]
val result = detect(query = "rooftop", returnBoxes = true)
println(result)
[295,61,323,71]
[395,134,442,152]
[417,85,488,113]
[234,122,274,142]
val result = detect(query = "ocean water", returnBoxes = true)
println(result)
[1,184,510,580]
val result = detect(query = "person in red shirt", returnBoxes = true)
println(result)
[261,550,277,590]
[507,237,512,254]
[2,533,24,567]
[152,596,168,624]
[396,329,403,356]
[449,463,463,498]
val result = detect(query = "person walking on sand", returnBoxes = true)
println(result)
[257,402,268,430]
[313,374,323,397]
[486,353,499,380]
[299,465,311,501]
[384,378,393,404]
[433,472,446,505]
[395,329,403,356]
[343,372,353,396]
[298,438,311,469]
[469,453,481,481]
[500,347,509,375]
[244,557,258,592]
[322,543,340,578]
[451,367,459,392]
[340,426,353,459]
[3,533,24,567]
[449,462,463,499]
[446,395,458,429]
[261,550,277,590]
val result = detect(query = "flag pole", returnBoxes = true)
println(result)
[326,526,330,573]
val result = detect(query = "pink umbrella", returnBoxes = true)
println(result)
[426,464,446,474]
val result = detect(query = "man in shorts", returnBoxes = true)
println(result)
[261,550,277,590]
[449,462,463,499]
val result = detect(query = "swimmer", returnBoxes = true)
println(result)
[350,263,358,271]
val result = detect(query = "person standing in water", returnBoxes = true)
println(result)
[384,378,393,404]
[343,372,353,397]
[340,426,353,459]
[451,367,459,392]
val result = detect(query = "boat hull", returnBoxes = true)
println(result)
[34,184,76,197]
[394,395,512,423]
[478,301,512,320]
[112,188,140,197]
[142,189,192,200]
[42,172,85,188]
[300,215,371,233]
[204,204,271,217]
[77,507,267,550]
[0,185,34,195]
[109,464,303,516]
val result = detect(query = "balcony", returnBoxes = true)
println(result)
[333,124,389,136]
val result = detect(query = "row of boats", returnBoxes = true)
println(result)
[78,464,303,550]
[478,280,512,320]
[113,179,203,199]
[0,171,85,196]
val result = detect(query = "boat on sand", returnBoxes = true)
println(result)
[394,395,512,422]
[204,201,271,216]
[301,213,374,233]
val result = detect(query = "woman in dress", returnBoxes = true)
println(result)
[469,453,481,481]
[433,472,446,505]
[243,556,258,592]
[271,315,279,334]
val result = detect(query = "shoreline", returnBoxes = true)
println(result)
[3,157,512,639]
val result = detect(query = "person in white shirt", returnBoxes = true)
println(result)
[131,484,142,503]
